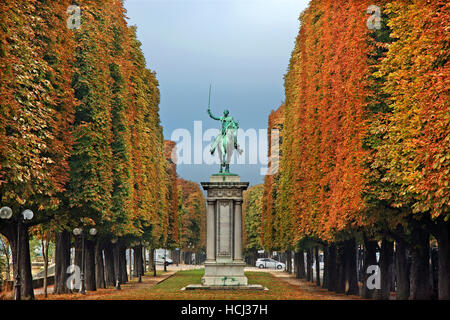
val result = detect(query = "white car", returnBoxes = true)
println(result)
[256,258,285,270]
[155,254,173,266]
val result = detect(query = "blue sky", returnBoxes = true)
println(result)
[124,0,309,186]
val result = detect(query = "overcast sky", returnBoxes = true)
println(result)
[124,0,309,186]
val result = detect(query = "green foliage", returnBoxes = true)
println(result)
[28,237,54,264]
[243,184,264,254]
[0,0,172,257]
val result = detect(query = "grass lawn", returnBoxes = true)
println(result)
[97,269,329,300]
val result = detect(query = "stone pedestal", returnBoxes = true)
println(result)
[200,175,248,287]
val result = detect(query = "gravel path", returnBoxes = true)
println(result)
[269,271,362,300]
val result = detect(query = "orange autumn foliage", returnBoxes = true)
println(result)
[263,0,448,250]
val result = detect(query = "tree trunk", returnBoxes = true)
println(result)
[138,245,143,276]
[344,239,358,295]
[3,222,35,299]
[391,249,397,293]
[285,251,289,273]
[286,251,292,273]
[95,241,106,289]
[103,242,116,287]
[298,249,306,279]
[113,242,121,286]
[322,246,329,289]
[119,244,128,283]
[306,248,312,282]
[149,247,156,276]
[54,230,71,294]
[328,244,337,292]
[436,220,449,300]
[133,247,137,277]
[357,245,363,284]
[315,246,320,286]
[2,223,34,299]
[20,223,33,299]
[84,239,96,291]
[374,239,393,300]
[361,238,377,299]
[134,245,143,277]
[395,239,410,300]
[74,236,82,269]
[293,251,298,277]
[336,243,346,294]
[431,244,439,299]
[409,226,431,300]
[41,236,49,298]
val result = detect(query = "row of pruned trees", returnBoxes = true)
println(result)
[176,178,206,264]
[262,0,449,300]
[242,184,264,266]
[0,0,179,299]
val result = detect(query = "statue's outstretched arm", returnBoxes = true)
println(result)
[207,108,221,121]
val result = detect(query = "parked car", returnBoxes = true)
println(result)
[256,258,285,270]
[155,254,173,266]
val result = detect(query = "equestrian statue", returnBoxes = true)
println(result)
[207,86,243,174]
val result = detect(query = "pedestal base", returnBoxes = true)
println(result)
[181,284,267,291]
[202,261,248,286]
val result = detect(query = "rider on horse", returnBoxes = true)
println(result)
[207,107,242,173]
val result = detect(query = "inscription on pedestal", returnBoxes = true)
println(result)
[217,200,232,257]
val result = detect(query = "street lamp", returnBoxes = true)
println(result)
[111,237,121,290]
[73,227,97,294]
[0,206,33,300]
[188,242,193,265]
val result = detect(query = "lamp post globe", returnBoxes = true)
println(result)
[0,206,13,220]
[21,209,33,221]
